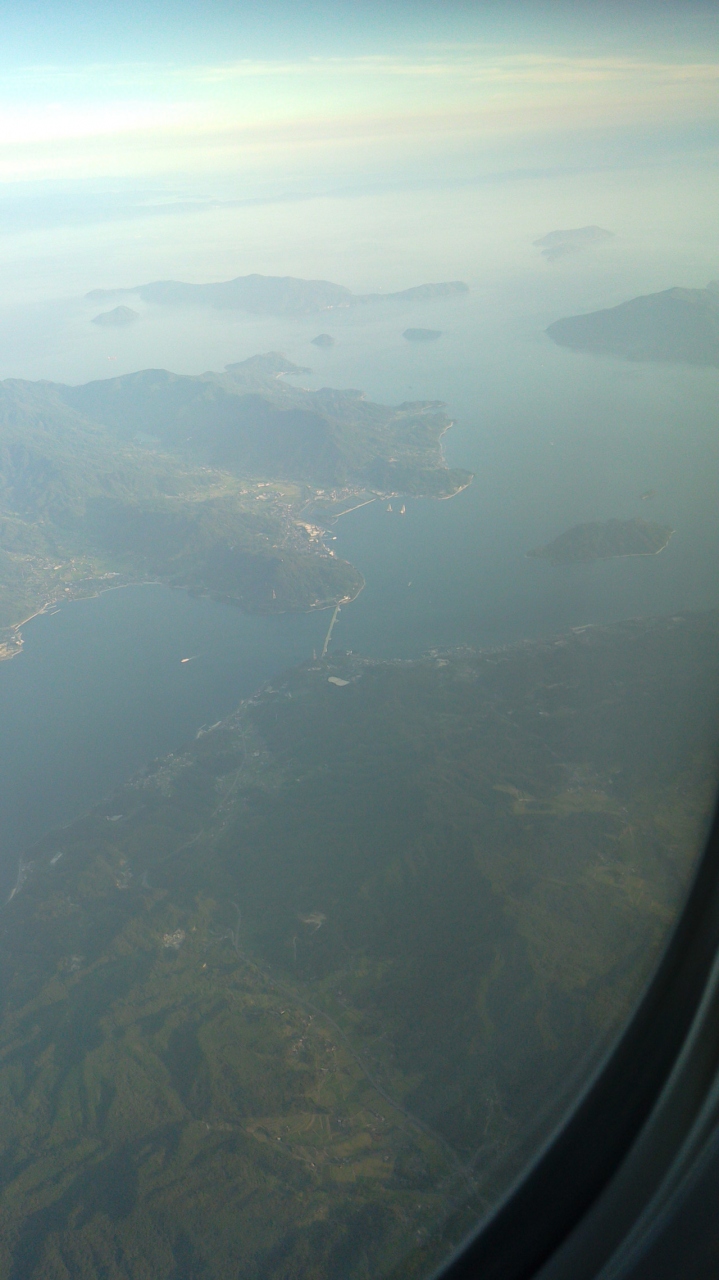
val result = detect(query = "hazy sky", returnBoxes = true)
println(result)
[0,0,716,312]
[1,2,717,191]
[2,0,718,63]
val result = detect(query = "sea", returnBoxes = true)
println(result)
[1,209,719,894]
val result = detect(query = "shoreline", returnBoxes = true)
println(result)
[4,606,712,892]
[529,542,673,565]
[0,578,166,663]
[0,571,365,663]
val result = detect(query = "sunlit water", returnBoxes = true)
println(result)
[1,239,718,891]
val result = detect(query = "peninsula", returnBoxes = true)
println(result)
[0,353,472,655]
[547,281,719,365]
[528,517,674,563]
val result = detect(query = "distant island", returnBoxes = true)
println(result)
[547,281,719,365]
[86,273,469,315]
[0,609,713,1277]
[528,517,674,563]
[311,333,334,347]
[534,226,613,262]
[91,305,139,327]
[403,328,442,342]
[0,353,472,655]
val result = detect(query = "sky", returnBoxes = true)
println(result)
[0,1,717,193]
[1,0,718,64]
[0,0,716,310]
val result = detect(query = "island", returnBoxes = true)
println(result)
[0,609,713,1278]
[403,328,442,342]
[91,305,139,326]
[0,353,472,657]
[528,517,674,563]
[311,333,334,347]
[533,226,613,262]
[86,273,469,315]
[546,281,719,365]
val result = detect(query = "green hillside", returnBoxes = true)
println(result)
[547,282,719,365]
[0,355,471,650]
[0,612,714,1278]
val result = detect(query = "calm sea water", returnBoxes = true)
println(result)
[2,278,718,890]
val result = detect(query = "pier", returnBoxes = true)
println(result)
[320,604,341,658]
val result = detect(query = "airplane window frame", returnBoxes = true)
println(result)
[434,797,719,1280]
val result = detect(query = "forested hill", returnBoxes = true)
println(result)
[547,281,719,365]
[56,353,469,494]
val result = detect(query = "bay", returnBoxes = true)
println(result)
[0,586,327,893]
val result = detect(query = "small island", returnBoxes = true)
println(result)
[311,333,334,347]
[91,305,139,326]
[528,518,674,563]
[403,327,442,342]
[533,226,613,262]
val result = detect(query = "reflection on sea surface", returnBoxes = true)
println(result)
[1,612,717,1278]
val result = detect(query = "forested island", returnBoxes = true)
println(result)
[528,518,674,563]
[91,305,139,327]
[0,354,471,655]
[0,611,715,1279]
[547,281,719,365]
[86,274,469,315]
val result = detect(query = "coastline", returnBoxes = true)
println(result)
[0,577,165,663]
[0,436,471,664]
[529,541,674,565]
[0,570,365,664]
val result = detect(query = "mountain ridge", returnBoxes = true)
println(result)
[86,273,469,314]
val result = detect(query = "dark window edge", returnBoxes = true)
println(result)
[434,797,719,1280]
